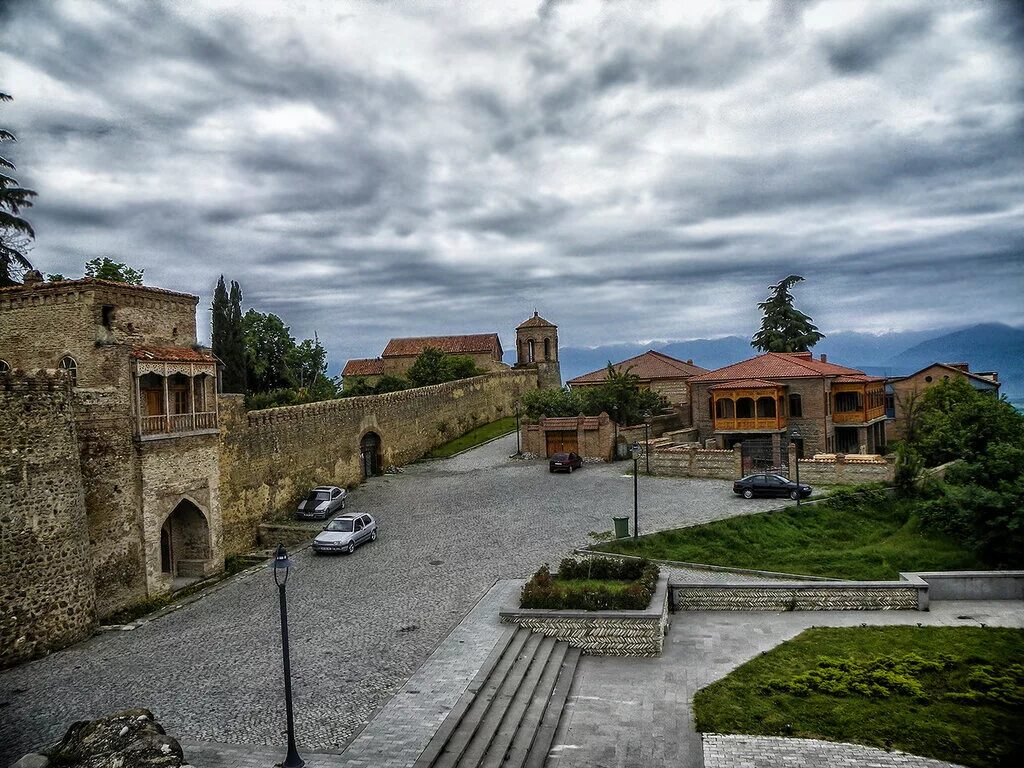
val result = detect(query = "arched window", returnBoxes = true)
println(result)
[788,393,802,417]
[0,359,9,374]
[59,355,78,386]
[736,397,754,419]
[756,396,776,418]
[715,398,735,419]
[527,339,535,363]
[543,338,550,361]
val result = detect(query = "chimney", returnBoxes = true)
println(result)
[820,353,828,363]
[22,269,44,286]
[686,359,693,365]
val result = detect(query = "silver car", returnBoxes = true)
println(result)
[296,486,347,520]
[313,513,378,554]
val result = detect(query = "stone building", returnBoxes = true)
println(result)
[566,350,706,416]
[0,273,223,631]
[343,333,506,390]
[885,362,1000,442]
[688,351,887,460]
[513,312,561,390]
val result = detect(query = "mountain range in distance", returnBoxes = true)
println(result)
[551,323,1024,401]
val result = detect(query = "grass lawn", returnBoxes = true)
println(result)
[595,491,985,580]
[694,626,1024,768]
[424,416,517,459]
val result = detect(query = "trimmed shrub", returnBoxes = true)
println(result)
[520,557,659,610]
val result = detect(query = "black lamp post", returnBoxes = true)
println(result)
[514,405,521,456]
[273,544,304,768]
[630,441,641,538]
[790,427,802,507]
[642,410,652,475]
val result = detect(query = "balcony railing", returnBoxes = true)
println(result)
[714,416,788,431]
[140,411,218,437]
[833,404,887,425]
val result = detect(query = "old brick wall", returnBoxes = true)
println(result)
[0,371,96,667]
[649,445,742,479]
[218,370,537,555]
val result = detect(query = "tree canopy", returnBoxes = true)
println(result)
[406,347,483,388]
[84,257,144,285]
[521,363,666,425]
[0,93,38,287]
[750,275,825,353]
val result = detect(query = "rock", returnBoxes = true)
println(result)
[45,709,186,768]
[9,754,49,768]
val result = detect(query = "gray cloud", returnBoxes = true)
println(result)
[1,0,1022,371]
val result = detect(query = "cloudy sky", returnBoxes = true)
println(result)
[2,0,1023,369]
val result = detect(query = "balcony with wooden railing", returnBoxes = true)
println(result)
[140,411,219,437]
[832,382,886,425]
[711,383,787,432]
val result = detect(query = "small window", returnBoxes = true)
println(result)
[527,339,535,363]
[59,356,78,386]
[543,338,551,360]
[331,489,340,499]
[0,360,9,374]
[925,375,933,383]
[788,393,802,418]
[354,519,364,531]
[361,515,372,526]
[101,305,114,328]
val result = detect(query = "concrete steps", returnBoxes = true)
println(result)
[414,627,581,768]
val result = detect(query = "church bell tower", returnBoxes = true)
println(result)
[514,312,561,390]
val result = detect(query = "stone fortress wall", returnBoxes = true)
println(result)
[218,368,538,556]
[0,371,97,667]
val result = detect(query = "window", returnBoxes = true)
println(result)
[101,305,114,328]
[543,338,550,361]
[788,393,802,417]
[925,375,933,383]
[361,515,372,526]
[173,389,189,414]
[834,391,862,413]
[0,360,9,374]
[715,398,735,419]
[756,396,776,418]
[527,339,535,363]
[59,356,77,385]
[331,489,340,499]
[354,519,364,531]
[735,397,754,419]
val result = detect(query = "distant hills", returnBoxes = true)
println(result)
[554,323,1024,400]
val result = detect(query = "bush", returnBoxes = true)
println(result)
[519,557,659,610]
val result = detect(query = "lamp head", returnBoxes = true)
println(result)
[630,441,642,459]
[273,543,293,585]
[790,427,802,441]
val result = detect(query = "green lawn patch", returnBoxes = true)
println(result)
[425,416,517,459]
[595,488,985,580]
[694,626,1024,768]
[520,557,659,610]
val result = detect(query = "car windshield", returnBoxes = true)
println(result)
[552,453,568,460]
[308,491,330,501]
[326,519,354,532]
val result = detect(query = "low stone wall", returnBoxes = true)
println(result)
[671,582,922,611]
[793,455,894,485]
[904,571,1024,601]
[649,444,741,480]
[499,576,669,656]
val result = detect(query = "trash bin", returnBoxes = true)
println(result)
[613,516,630,539]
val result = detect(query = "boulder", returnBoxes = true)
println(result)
[44,709,185,768]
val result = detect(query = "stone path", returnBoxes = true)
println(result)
[703,734,967,768]
[1,434,782,764]
[547,600,1024,768]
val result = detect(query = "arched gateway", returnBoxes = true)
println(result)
[160,498,213,585]
[360,432,382,478]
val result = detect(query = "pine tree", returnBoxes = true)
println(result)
[1,93,38,286]
[751,275,825,353]
[211,275,247,393]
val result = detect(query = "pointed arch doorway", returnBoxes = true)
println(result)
[160,498,213,590]
[360,432,382,478]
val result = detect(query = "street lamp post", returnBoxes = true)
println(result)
[514,405,521,456]
[790,427,802,507]
[631,441,641,538]
[642,410,652,475]
[612,405,619,460]
[273,544,304,768]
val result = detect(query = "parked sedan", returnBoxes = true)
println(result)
[549,451,583,473]
[296,485,347,520]
[312,513,378,554]
[733,473,812,500]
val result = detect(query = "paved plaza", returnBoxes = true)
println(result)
[0,433,779,763]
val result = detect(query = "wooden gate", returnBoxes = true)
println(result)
[360,432,381,478]
[545,430,578,456]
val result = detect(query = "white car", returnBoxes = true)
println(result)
[312,513,378,554]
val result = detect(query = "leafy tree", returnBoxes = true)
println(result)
[212,276,247,393]
[0,92,38,287]
[521,365,667,423]
[287,334,339,400]
[406,347,483,388]
[522,387,585,418]
[751,275,825,353]
[242,309,298,393]
[84,257,144,285]
[46,273,66,282]
[373,375,409,394]
[342,377,375,397]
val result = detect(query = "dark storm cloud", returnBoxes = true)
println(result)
[2,0,1023,364]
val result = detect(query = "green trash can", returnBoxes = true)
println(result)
[613,516,630,539]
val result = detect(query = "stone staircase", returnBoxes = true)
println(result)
[413,626,581,768]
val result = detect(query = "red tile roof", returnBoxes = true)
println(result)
[689,351,865,383]
[834,374,884,383]
[708,378,782,391]
[0,277,198,301]
[567,350,708,385]
[131,345,217,363]
[382,333,502,358]
[516,312,557,330]
[342,358,384,377]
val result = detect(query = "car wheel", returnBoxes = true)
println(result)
[370,528,377,542]
[346,541,355,554]
[790,490,799,500]
[742,489,753,499]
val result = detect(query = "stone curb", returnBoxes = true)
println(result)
[573,548,843,582]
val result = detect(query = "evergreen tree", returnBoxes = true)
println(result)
[1,93,37,286]
[750,275,825,353]
[211,276,247,393]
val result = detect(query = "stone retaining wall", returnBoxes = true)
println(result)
[649,444,741,479]
[499,576,669,656]
[672,582,922,611]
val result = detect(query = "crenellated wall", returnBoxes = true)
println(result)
[218,369,538,555]
[0,371,97,667]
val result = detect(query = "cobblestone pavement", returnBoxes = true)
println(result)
[702,734,967,768]
[0,434,780,763]
[548,600,1024,768]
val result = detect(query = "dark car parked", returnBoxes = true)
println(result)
[733,473,812,500]
[549,452,583,473]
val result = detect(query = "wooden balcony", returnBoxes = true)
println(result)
[714,416,788,431]
[140,411,218,438]
[832,382,887,425]
[833,404,886,425]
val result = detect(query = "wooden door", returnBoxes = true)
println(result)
[145,389,165,416]
[545,430,578,456]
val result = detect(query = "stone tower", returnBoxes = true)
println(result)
[515,312,561,389]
